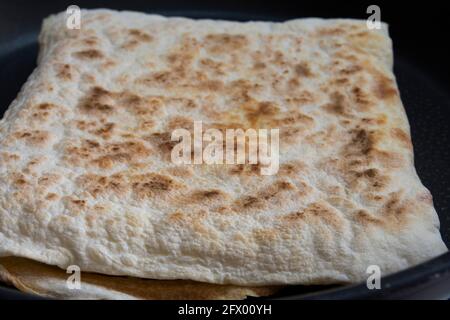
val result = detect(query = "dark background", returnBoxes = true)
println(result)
[0,0,449,299]
[1,0,449,86]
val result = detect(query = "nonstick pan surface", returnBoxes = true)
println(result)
[0,0,449,299]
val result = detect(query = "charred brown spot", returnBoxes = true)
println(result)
[339,65,362,75]
[198,79,224,91]
[92,123,115,139]
[244,101,279,127]
[253,62,266,70]
[78,87,115,115]
[146,132,180,159]
[239,196,263,209]
[73,49,104,60]
[352,86,371,109]
[391,128,412,149]
[204,34,248,53]
[283,202,341,228]
[355,209,383,226]
[191,189,228,203]
[71,199,86,206]
[128,29,153,42]
[31,103,55,122]
[323,92,350,117]
[37,103,54,111]
[381,193,411,225]
[83,37,98,46]
[131,173,178,198]
[46,193,58,201]
[77,173,128,197]
[229,164,262,176]
[348,129,376,156]
[14,130,50,147]
[294,62,312,77]
[374,75,397,100]
[65,139,151,169]
[352,168,390,190]
[318,27,346,36]
[56,64,72,80]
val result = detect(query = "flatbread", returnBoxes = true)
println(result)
[0,257,280,299]
[0,9,447,289]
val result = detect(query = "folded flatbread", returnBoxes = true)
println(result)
[0,9,447,293]
[0,257,280,299]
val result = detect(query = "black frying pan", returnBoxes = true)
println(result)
[0,0,449,299]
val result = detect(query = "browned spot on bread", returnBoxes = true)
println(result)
[283,202,342,229]
[93,141,151,169]
[374,74,398,101]
[339,65,362,75]
[45,193,58,201]
[279,161,307,176]
[391,128,413,149]
[145,132,180,160]
[164,166,194,178]
[38,173,61,187]
[371,149,404,169]
[346,129,376,157]
[323,92,350,117]
[91,123,115,139]
[55,64,72,80]
[229,164,263,176]
[37,103,55,111]
[168,211,185,223]
[288,78,300,89]
[352,86,372,110]
[75,120,97,131]
[294,62,312,77]
[30,103,56,122]
[318,27,346,36]
[383,192,409,219]
[77,173,128,197]
[166,116,194,131]
[236,196,264,210]
[190,189,229,204]
[235,181,296,212]
[138,70,184,88]
[351,168,390,191]
[200,58,225,75]
[83,37,98,46]
[71,199,87,207]
[0,152,20,163]
[197,79,224,92]
[353,192,415,230]
[128,29,153,42]
[73,49,104,60]
[14,130,51,147]
[121,93,163,116]
[204,34,248,53]
[253,229,277,242]
[284,91,315,106]
[271,111,314,129]
[355,209,383,226]
[260,181,295,201]
[253,62,266,70]
[166,52,195,73]
[131,173,179,199]
[79,87,115,115]
[243,101,280,127]
[11,173,27,187]
[65,139,151,169]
